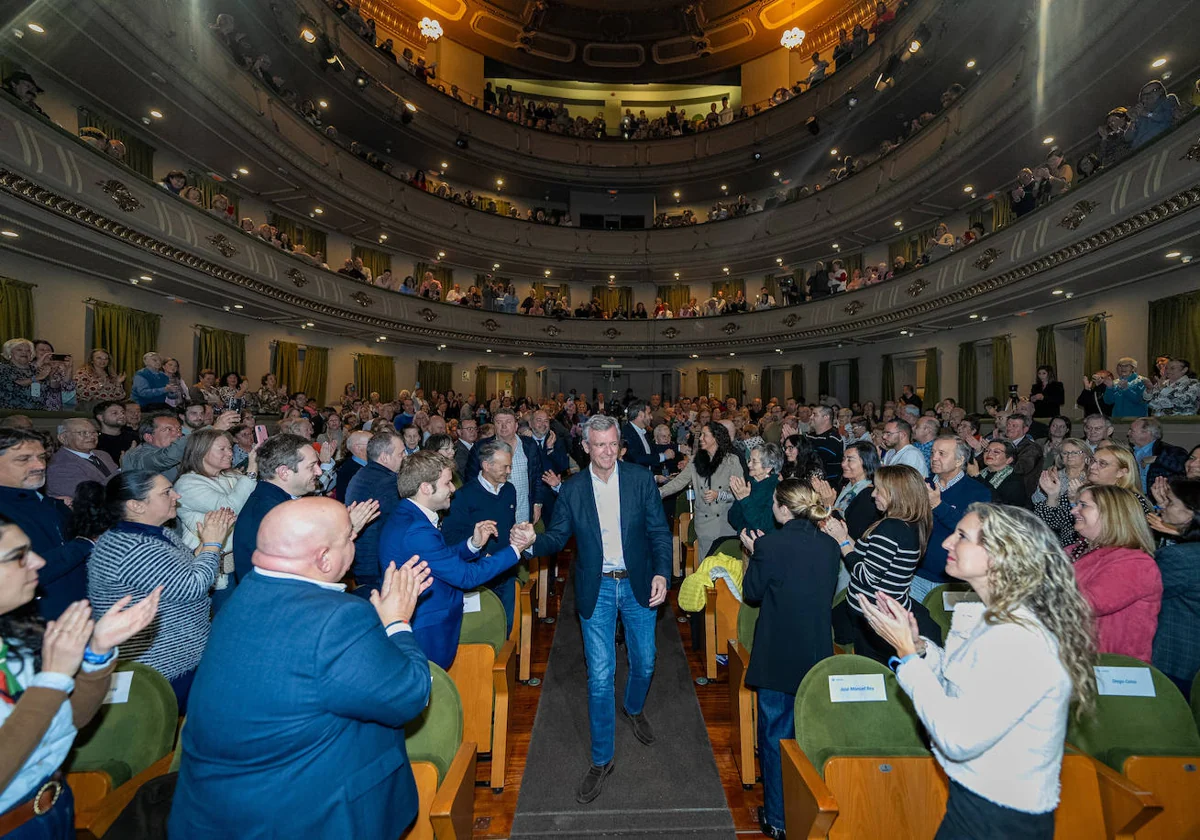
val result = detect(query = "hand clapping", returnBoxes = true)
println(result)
[348,499,381,538]
[473,519,499,547]
[729,475,750,501]
[371,557,431,626]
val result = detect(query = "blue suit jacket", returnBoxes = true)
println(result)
[345,461,401,590]
[231,482,292,583]
[334,457,364,502]
[169,572,430,839]
[530,463,672,620]
[0,487,91,619]
[620,421,659,470]
[464,435,548,518]
[379,499,519,669]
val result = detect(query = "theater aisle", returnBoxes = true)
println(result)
[508,580,736,839]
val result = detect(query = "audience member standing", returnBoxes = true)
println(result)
[1005,414,1044,497]
[658,422,741,560]
[1030,366,1065,418]
[728,443,782,535]
[621,401,674,471]
[130,352,178,408]
[454,417,477,476]
[1101,358,1148,418]
[44,419,117,500]
[73,348,126,407]
[914,437,993,603]
[345,431,406,593]
[93,400,138,464]
[169,500,434,839]
[860,504,1096,839]
[465,408,549,525]
[334,430,371,502]
[123,412,234,482]
[806,406,845,485]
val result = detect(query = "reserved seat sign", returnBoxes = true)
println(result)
[828,674,887,703]
[1094,666,1156,697]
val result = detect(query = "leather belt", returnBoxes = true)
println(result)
[601,569,628,579]
[0,772,64,834]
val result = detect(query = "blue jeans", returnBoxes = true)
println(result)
[757,687,796,831]
[2,775,75,840]
[579,576,657,766]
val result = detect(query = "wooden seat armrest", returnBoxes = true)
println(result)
[489,639,517,790]
[73,753,175,840]
[1069,749,1163,839]
[430,742,478,840]
[67,770,113,817]
[780,740,838,839]
[517,580,534,682]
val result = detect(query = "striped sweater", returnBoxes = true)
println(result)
[87,522,219,680]
[846,517,924,613]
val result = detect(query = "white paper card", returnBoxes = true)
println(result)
[104,671,133,704]
[828,673,887,703]
[943,590,981,611]
[462,592,482,614]
[1095,666,1156,697]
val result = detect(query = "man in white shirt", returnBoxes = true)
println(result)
[881,418,929,477]
[717,96,733,125]
[445,283,463,303]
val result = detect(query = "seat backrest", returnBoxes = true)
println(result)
[459,587,507,655]
[1192,672,1200,734]
[68,662,179,787]
[405,663,464,784]
[921,583,973,643]
[708,536,742,561]
[737,602,759,653]
[1067,653,1200,771]
[794,655,929,777]
[674,492,690,516]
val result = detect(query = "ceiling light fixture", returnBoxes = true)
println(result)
[378,336,387,341]
[1052,289,1064,295]
[1152,57,1167,68]
[0,230,18,238]
[832,243,840,249]
[1042,136,1054,145]
[1181,255,1194,264]
[307,322,315,327]
[672,191,680,198]
[894,220,903,226]
[544,269,551,276]
[720,184,727,191]
[963,184,973,193]
[969,314,979,319]
[775,348,783,353]
[313,207,324,214]
[830,148,838,156]
[966,59,976,69]
[405,102,417,113]
[1165,251,1182,258]
[493,263,500,269]
[609,274,615,280]
[27,22,45,34]
[772,170,780,177]
[729,352,736,357]
[237,167,250,175]
[690,354,699,359]
[139,275,152,281]
[722,267,730,273]
[776,257,783,264]
[420,17,443,41]
[674,272,680,278]
[299,22,317,43]
[233,304,244,309]
[485,348,492,353]
[440,162,448,169]
[437,251,445,258]
[318,99,329,108]
[149,109,164,119]
[379,234,388,241]
[129,279,140,285]
[780,27,805,50]
[495,178,504,187]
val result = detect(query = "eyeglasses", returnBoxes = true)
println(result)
[0,547,31,567]
[1061,450,1084,457]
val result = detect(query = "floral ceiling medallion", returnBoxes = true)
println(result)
[782,314,799,327]
[1183,137,1200,163]
[96,179,141,212]
[416,307,438,322]
[661,326,680,339]
[543,324,562,337]
[482,318,500,332]
[906,278,930,297]
[350,291,373,307]
[286,268,308,288]
[206,233,238,258]
[1059,199,1100,231]
[843,300,863,316]
[721,322,740,335]
[973,247,1002,270]
[603,327,622,339]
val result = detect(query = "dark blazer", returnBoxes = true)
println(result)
[453,440,472,477]
[44,448,118,499]
[620,422,659,470]
[0,486,91,619]
[232,482,293,583]
[529,463,672,620]
[921,474,995,583]
[533,433,569,475]
[345,461,401,591]
[464,435,548,517]
[378,498,519,669]
[743,517,840,694]
[1012,436,1043,497]
[841,484,882,541]
[1030,380,1065,418]
[975,472,1031,509]
[334,457,364,502]
[169,572,430,839]
[443,477,516,558]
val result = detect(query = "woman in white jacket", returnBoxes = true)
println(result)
[859,503,1097,838]
[173,429,257,610]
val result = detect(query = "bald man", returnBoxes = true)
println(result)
[171,498,433,839]
[45,417,118,499]
[335,430,372,501]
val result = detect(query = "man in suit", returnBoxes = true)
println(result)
[44,418,118,499]
[170,498,433,839]
[345,430,406,593]
[1005,413,1043,498]
[453,417,477,477]
[529,408,569,523]
[620,400,674,471]
[465,408,549,525]
[443,438,519,632]
[523,414,672,804]
[334,430,371,502]
[0,429,93,619]
[379,450,534,669]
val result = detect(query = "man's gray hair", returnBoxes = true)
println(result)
[477,437,512,463]
[582,413,619,441]
[902,404,921,420]
[937,433,972,468]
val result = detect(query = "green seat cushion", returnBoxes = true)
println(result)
[687,520,696,544]
[1068,654,1200,772]
[674,493,691,515]
[459,588,508,655]
[68,662,179,787]
[405,664,464,784]
[737,603,759,653]
[795,655,929,777]
[921,583,973,644]
[516,564,531,585]
[709,537,743,562]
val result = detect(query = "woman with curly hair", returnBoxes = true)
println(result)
[860,503,1097,838]
[658,422,742,560]
[780,434,824,484]
[73,348,127,406]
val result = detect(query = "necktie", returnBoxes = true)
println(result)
[88,454,111,477]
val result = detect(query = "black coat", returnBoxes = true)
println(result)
[975,471,1031,509]
[843,486,882,541]
[743,517,841,695]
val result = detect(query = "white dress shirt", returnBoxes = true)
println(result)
[591,462,625,572]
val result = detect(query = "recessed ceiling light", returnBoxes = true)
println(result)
[1051,289,1064,295]
[1165,251,1182,258]
[894,220,903,226]
[493,263,500,269]
[1064,293,1075,299]
[485,348,492,353]
[237,167,249,175]
[379,234,388,241]
[440,162,448,168]
[609,274,615,280]
[314,207,324,214]
[129,279,140,285]
[720,184,727,191]
[1181,255,1194,264]
[438,344,447,350]
[980,316,988,322]
[965,59,976,68]
[830,148,838,156]
[673,272,680,278]
[690,354,699,359]
[0,230,18,238]
[223,305,231,311]
[544,269,551,276]
[900,329,908,335]
[437,251,445,258]
[775,348,783,353]
[1042,136,1054,145]
[139,275,152,281]
[963,184,974,193]
[729,352,736,356]
[495,178,504,186]
[27,23,45,34]
[149,109,164,119]
[832,243,840,249]
[405,102,417,112]
[722,267,729,273]
[233,304,244,309]
[969,314,979,319]
[776,257,783,263]
[672,191,680,198]
[772,170,780,177]
[318,99,329,108]
[307,322,315,327]
[522,351,531,356]
[1152,57,1167,68]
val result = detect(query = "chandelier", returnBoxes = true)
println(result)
[420,17,443,41]
[780,27,805,50]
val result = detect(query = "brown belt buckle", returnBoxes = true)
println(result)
[32,779,62,816]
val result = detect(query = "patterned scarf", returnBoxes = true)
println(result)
[0,640,22,705]
[984,465,1014,489]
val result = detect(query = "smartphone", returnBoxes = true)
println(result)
[49,353,69,362]
[254,425,269,446]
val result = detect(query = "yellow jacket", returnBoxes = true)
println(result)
[678,552,745,612]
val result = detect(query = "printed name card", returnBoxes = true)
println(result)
[828,674,887,703]
[943,590,982,611]
[462,592,482,614]
[1095,666,1156,697]
[104,671,134,704]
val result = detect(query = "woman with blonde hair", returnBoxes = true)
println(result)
[738,479,842,840]
[74,348,127,405]
[860,503,1097,838]
[0,338,40,409]
[822,464,933,662]
[1036,442,1150,546]
[1068,484,1161,661]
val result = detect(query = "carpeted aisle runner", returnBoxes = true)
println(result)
[509,580,736,838]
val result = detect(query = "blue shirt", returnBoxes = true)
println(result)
[1134,441,1155,491]
[131,367,170,406]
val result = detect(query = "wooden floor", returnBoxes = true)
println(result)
[470,558,764,838]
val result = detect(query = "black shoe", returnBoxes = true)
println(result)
[756,806,786,839]
[622,708,656,745]
[576,761,615,804]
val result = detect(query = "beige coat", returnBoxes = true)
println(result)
[659,452,745,560]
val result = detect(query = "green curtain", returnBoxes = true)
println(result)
[475,365,488,403]
[888,227,936,265]
[299,345,329,406]
[760,366,772,403]
[91,300,160,383]
[760,274,779,301]
[1035,325,1057,372]
[989,195,1017,232]
[272,342,300,395]
[728,368,744,400]
[697,369,710,398]
[818,361,830,399]
[353,246,392,282]
[848,358,860,405]
[76,106,155,178]
[197,326,246,380]
[414,261,454,299]
[0,278,35,345]
[417,360,453,395]
[656,285,690,312]
[991,336,1013,403]
[591,286,633,314]
[923,348,939,406]
[268,213,327,258]
[1147,290,1200,366]
[189,172,239,218]
[514,367,528,399]
[790,364,804,402]
[958,342,978,413]
[881,354,895,405]
[1083,315,1107,377]
[710,279,746,300]
[356,353,396,402]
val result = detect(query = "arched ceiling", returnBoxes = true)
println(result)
[362,0,873,82]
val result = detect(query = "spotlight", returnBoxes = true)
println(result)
[355,70,370,89]
[845,87,859,108]
[455,135,469,149]
[1151,57,1167,68]
[875,55,900,91]
[772,170,780,177]
[404,102,417,113]
[27,22,45,34]
[907,24,930,55]
[318,100,329,108]
[805,116,819,136]
[966,59,976,69]
[298,19,317,43]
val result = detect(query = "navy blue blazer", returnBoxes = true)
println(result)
[464,435,548,518]
[532,433,570,475]
[334,457,365,502]
[530,463,672,620]
[169,572,430,839]
[0,487,91,619]
[620,422,660,470]
[345,461,401,590]
[231,482,292,583]
[379,498,519,669]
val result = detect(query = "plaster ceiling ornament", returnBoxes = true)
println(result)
[973,247,1003,270]
[96,179,141,212]
[721,322,740,334]
[906,278,929,297]
[1184,137,1200,163]
[782,313,799,327]
[1059,199,1101,231]
[417,307,438,322]
[419,17,443,40]
[842,300,863,315]
[205,233,238,258]
[351,291,374,307]
[661,326,680,339]
[780,27,805,49]
[543,324,562,337]
[286,268,309,288]
[482,318,501,331]
[603,327,622,339]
